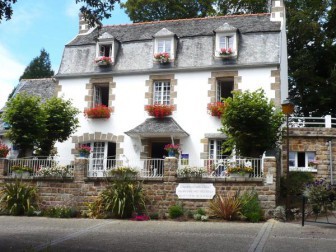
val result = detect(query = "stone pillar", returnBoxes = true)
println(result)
[163,157,177,182]
[74,158,88,182]
[262,157,277,216]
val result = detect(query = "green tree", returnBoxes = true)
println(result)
[19,49,54,80]
[1,94,79,157]
[0,0,120,27]
[1,93,45,157]
[286,0,336,116]
[121,0,216,22]
[216,0,268,15]
[220,89,283,157]
[38,97,80,156]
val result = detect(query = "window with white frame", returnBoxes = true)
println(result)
[289,151,316,170]
[216,32,237,57]
[153,80,170,105]
[93,84,109,107]
[216,78,234,102]
[209,140,227,160]
[98,43,112,57]
[219,35,234,50]
[157,38,171,54]
[85,142,116,176]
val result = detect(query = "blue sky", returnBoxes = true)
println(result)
[0,0,131,108]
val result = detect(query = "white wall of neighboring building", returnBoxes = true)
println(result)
[55,65,277,166]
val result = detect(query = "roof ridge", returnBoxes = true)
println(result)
[103,13,270,29]
[21,78,55,81]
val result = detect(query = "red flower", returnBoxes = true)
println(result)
[145,104,175,118]
[84,105,113,119]
[207,102,226,118]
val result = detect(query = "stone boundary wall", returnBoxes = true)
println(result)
[0,157,277,218]
[282,127,336,180]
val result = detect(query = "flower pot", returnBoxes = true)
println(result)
[229,173,250,178]
[79,152,89,158]
[12,171,30,179]
[168,150,176,157]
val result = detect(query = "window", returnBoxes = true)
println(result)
[289,151,316,171]
[85,142,116,177]
[219,35,234,50]
[157,39,171,54]
[209,140,226,160]
[98,44,112,57]
[153,81,170,105]
[93,85,109,107]
[216,78,234,102]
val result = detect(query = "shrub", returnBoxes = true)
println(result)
[168,204,184,219]
[239,191,263,222]
[0,180,37,215]
[43,206,77,218]
[209,193,241,220]
[280,171,314,197]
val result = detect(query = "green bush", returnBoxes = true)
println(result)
[239,191,263,222]
[168,204,184,219]
[281,171,314,197]
[0,180,37,215]
[43,206,77,218]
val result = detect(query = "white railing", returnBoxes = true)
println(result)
[194,158,263,178]
[6,157,74,177]
[86,158,164,178]
[288,115,336,128]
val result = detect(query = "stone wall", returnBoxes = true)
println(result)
[0,157,277,218]
[281,127,336,181]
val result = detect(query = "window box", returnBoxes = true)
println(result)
[218,48,235,58]
[153,52,171,64]
[94,56,112,66]
[145,104,174,119]
[84,105,113,119]
[207,102,226,118]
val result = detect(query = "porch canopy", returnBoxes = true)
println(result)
[125,118,189,138]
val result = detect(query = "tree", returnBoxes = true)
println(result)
[216,0,268,15]
[38,97,80,156]
[0,0,120,27]
[19,49,54,80]
[121,0,216,23]
[220,89,283,158]
[286,0,336,116]
[1,93,45,157]
[1,94,79,157]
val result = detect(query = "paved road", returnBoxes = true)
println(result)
[0,216,335,251]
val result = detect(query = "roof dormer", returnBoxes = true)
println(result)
[214,23,238,58]
[95,32,119,66]
[153,28,177,63]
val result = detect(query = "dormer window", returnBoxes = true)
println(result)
[95,32,119,66]
[214,23,238,58]
[153,28,177,62]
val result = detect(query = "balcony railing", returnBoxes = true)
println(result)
[196,158,263,178]
[288,115,336,128]
[86,158,164,178]
[6,157,74,177]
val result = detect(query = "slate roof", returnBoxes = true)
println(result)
[68,14,279,46]
[125,117,189,138]
[0,78,57,135]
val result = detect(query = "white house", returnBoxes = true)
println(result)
[52,0,287,175]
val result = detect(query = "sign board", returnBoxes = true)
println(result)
[266,173,273,184]
[181,154,189,165]
[176,183,216,199]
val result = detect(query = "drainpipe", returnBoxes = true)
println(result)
[329,140,333,185]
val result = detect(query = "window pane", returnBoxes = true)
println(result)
[289,152,296,167]
[99,44,112,57]
[153,81,170,105]
[219,36,226,49]
[216,79,234,101]
[165,40,171,54]
[228,36,234,49]
[307,152,315,162]
[297,152,305,167]
[158,41,164,52]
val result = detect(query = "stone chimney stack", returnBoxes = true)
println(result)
[270,0,285,23]
[79,13,89,34]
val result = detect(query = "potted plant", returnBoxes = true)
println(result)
[77,145,91,158]
[84,105,113,119]
[227,164,253,178]
[0,143,10,158]
[145,104,174,119]
[207,102,226,118]
[153,52,171,64]
[308,160,319,168]
[177,166,205,179]
[11,166,33,178]
[36,165,73,178]
[164,144,180,157]
[94,56,112,66]
[218,48,234,58]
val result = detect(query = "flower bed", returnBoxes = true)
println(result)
[207,102,226,118]
[153,52,170,64]
[84,105,113,119]
[145,104,174,118]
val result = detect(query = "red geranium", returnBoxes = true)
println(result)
[145,104,175,119]
[84,105,113,119]
[207,102,226,118]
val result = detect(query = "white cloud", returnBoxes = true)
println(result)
[0,44,25,108]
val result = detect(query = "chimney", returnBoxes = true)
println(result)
[270,0,285,23]
[79,13,89,34]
